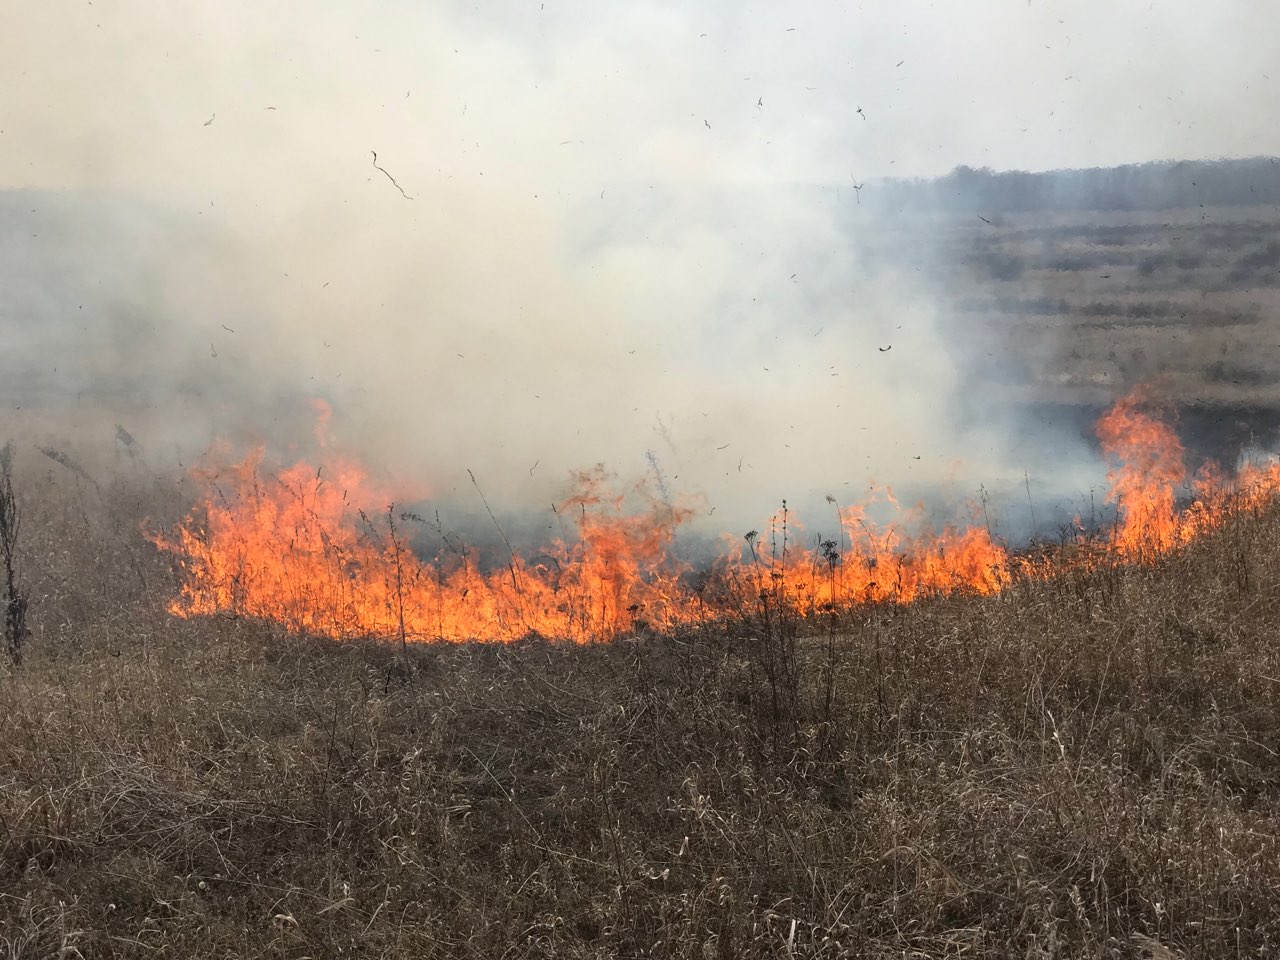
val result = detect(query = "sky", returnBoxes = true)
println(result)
[4,2,1276,190]
[1,1,1277,535]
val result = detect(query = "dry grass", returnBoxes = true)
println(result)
[890,205,1280,417]
[4,465,1280,957]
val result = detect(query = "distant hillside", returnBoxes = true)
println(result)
[867,157,1280,217]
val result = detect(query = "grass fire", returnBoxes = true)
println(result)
[7,2,1280,952]
[6,381,1280,956]
[150,386,1280,646]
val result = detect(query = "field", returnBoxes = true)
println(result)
[4,456,1280,958]
[860,198,1280,464]
[5,165,1280,957]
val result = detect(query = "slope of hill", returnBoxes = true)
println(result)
[2,459,1280,956]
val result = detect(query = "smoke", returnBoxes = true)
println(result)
[1,2,1276,541]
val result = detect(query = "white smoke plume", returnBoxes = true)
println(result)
[1,2,1275,537]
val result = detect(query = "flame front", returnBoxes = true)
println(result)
[152,459,697,643]
[151,388,1280,643]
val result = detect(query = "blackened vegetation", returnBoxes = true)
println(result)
[0,443,27,664]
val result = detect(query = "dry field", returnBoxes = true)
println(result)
[860,201,1280,463]
[3,456,1280,958]
[5,166,1280,957]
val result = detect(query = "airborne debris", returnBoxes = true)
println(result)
[371,151,414,200]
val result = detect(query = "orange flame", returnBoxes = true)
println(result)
[1095,389,1280,557]
[151,387,1280,642]
[151,457,702,643]
[1095,389,1188,555]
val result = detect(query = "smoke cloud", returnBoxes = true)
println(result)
[2,2,1277,539]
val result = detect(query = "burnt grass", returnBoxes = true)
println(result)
[6,472,1280,958]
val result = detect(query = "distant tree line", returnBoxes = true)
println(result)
[867,157,1280,216]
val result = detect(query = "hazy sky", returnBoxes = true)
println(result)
[2,2,1276,531]
[4,2,1275,192]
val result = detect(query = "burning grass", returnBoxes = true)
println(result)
[4,446,1280,956]
[149,387,1280,645]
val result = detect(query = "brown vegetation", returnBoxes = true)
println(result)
[3,458,1280,958]
[875,204,1280,426]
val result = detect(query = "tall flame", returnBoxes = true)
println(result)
[151,387,1280,643]
[1095,389,1187,556]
